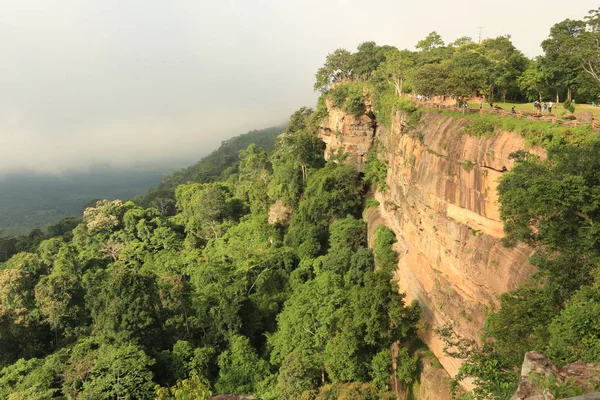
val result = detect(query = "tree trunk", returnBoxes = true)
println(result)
[568,86,572,102]
[556,87,560,103]
[399,78,403,97]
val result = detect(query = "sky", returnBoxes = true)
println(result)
[0,0,598,174]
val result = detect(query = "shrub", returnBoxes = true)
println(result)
[462,160,474,171]
[463,117,499,138]
[343,91,366,117]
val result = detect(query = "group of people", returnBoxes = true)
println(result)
[533,100,553,115]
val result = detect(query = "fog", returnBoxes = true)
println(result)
[1,0,597,174]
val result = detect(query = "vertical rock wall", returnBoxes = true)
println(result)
[319,107,538,385]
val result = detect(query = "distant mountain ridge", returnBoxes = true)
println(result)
[137,124,286,206]
[0,124,286,237]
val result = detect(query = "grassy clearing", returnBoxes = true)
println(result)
[434,109,597,149]
[468,101,600,119]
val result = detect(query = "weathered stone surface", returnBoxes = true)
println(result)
[321,107,540,391]
[416,354,453,400]
[511,352,600,400]
[318,99,376,172]
[578,111,594,123]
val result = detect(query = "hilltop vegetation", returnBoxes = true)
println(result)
[137,125,286,210]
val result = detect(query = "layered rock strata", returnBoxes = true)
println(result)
[319,107,538,383]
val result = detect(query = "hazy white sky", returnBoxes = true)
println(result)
[0,0,597,173]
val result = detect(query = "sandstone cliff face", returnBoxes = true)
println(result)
[318,99,376,172]
[319,107,538,385]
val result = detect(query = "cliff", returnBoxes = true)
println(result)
[319,104,538,386]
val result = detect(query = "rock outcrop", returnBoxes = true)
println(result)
[511,352,600,400]
[319,107,538,387]
[318,99,376,172]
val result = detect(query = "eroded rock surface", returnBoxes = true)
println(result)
[321,107,538,388]
[511,352,600,400]
[318,99,376,171]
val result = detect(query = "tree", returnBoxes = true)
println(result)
[376,49,414,96]
[236,144,272,214]
[351,42,389,81]
[577,9,600,87]
[416,31,445,51]
[155,372,212,400]
[547,283,600,365]
[482,36,528,101]
[277,352,320,399]
[64,342,154,400]
[215,335,269,395]
[269,272,347,382]
[411,61,450,97]
[35,271,83,345]
[541,19,586,102]
[448,47,490,99]
[314,49,353,92]
[268,130,325,206]
[175,183,244,241]
[84,267,162,344]
[518,60,549,101]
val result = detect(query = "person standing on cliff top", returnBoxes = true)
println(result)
[549,101,553,113]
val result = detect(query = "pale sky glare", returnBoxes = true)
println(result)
[0,0,597,174]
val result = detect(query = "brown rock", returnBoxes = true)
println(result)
[417,353,453,400]
[511,352,600,400]
[319,107,541,391]
[318,99,376,172]
[578,111,594,123]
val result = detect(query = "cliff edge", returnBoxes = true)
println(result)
[319,105,538,385]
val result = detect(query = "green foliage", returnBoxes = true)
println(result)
[363,150,388,191]
[546,284,600,365]
[461,160,475,172]
[371,84,422,129]
[215,335,269,395]
[471,134,600,397]
[463,116,499,138]
[438,326,519,400]
[485,284,557,367]
[155,372,213,400]
[365,198,380,208]
[330,85,350,108]
[529,373,596,399]
[372,225,397,273]
[139,125,285,205]
[563,99,576,113]
[370,349,392,392]
[441,110,594,150]
[276,352,320,400]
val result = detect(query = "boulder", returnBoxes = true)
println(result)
[511,352,600,400]
[578,111,594,123]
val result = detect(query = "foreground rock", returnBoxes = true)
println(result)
[511,352,600,400]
